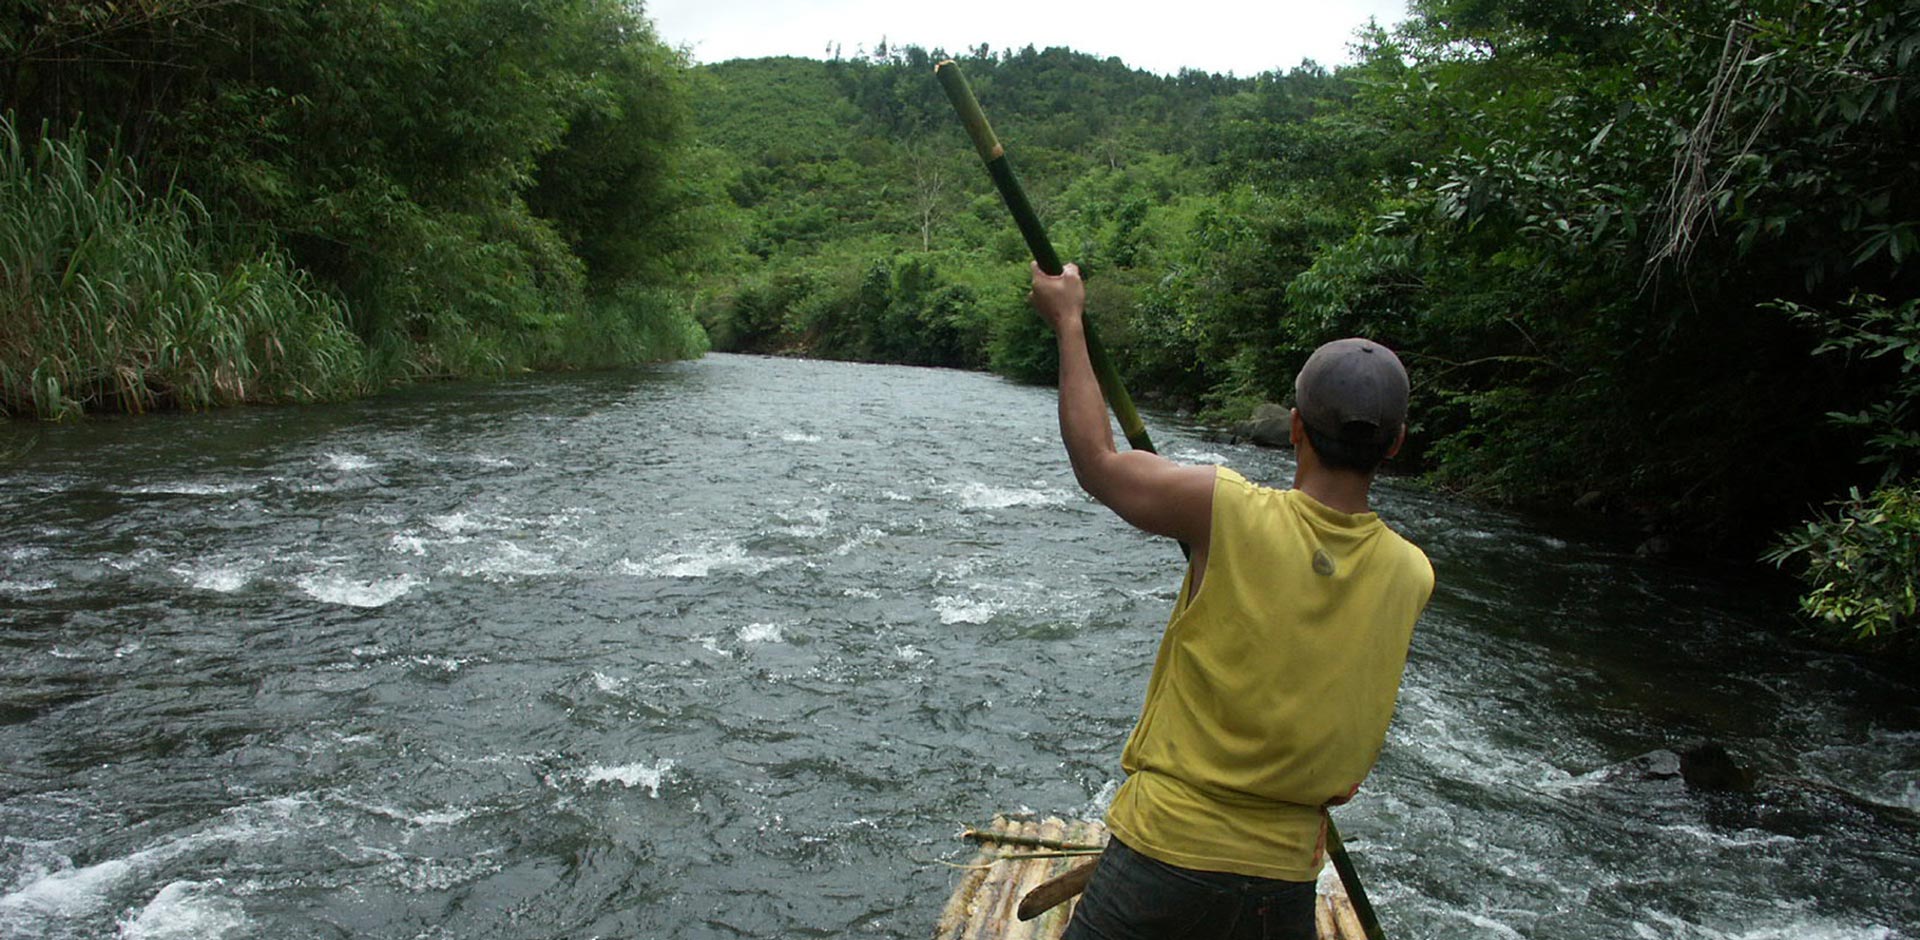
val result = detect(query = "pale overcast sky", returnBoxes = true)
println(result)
[645,1,1412,77]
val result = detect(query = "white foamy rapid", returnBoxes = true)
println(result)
[427,511,493,535]
[294,573,423,608]
[387,533,432,556]
[121,482,254,497]
[1169,448,1229,465]
[578,760,676,798]
[772,506,833,538]
[615,542,789,579]
[406,654,478,674]
[102,548,164,573]
[929,576,1061,627]
[171,559,260,594]
[349,800,477,830]
[116,880,249,940]
[947,481,1072,511]
[439,542,562,582]
[1627,909,1896,940]
[322,453,377,472]
[1390,679,1579,793]
[0,798,308,937]
[932,595,999,625]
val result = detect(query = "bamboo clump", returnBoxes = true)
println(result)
[933,816,1372,940]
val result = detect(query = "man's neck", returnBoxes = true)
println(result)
[1292,463,1374,515]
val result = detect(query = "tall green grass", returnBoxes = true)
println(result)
[342,205,709,382]
[0,116,365,419]
[555,284,711,369]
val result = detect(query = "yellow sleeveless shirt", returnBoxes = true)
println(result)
[1104,467,1433,881]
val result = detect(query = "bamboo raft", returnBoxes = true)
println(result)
[934,816,1371,940]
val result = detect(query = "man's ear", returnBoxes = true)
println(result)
[1289,408,1305,448]
[1385,424,1407,459]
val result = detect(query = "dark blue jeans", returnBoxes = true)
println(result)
[1060,837,1317,940]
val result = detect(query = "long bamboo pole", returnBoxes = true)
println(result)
[934,58,1391,940]
[1325,813,1387,940]
[932,60,1155,457]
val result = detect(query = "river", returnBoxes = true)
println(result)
[1,353,1914,939]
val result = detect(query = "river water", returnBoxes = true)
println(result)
[0,353,1914,940]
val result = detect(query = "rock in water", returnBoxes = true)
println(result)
[1680,741,1756,792]
[1233,403,1293,449]
[1583,748,1684,785]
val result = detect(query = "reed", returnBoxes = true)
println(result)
[0,115,365,419]
[541,283,712,370]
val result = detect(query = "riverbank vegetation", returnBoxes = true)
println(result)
[1,0,709,420]
[2,120,364,416]
[688,2,1917,648]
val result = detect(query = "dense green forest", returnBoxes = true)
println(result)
[3,0,1915,647]
[2,0,710,420]
[687,4,1918,649]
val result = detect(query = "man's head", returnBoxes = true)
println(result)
[1292,338,1409,474]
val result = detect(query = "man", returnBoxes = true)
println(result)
[1028,262,1434,940]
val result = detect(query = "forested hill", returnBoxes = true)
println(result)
[690,8,1919,651]
[689,47,1292,371]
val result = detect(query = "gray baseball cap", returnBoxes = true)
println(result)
[1293,338,1409,445]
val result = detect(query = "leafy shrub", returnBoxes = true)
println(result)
[1767,294,1920,646]
[1765,484,1919,646]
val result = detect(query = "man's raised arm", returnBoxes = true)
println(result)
[1029,262,1215,551]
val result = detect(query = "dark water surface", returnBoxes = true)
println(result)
[1,354,1915,939]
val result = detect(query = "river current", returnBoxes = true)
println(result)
[1,353,1915,940]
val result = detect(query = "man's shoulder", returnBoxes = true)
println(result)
[1214,466,1286,503]
[1373,523,1436,592]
